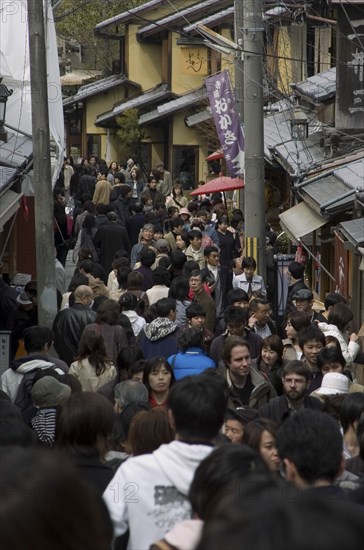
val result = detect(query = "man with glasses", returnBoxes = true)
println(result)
[248,297,283,338]
[52,285,96,366]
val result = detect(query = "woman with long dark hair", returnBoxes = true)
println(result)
[69,328,117,392]
[143,357,175,408]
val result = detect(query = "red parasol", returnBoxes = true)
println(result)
[190,176,244,196]
[205,149,224,161]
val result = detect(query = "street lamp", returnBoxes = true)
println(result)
[290,106,308,141]
[0,78,13,143]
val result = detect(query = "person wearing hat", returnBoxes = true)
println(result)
[314,372,350,399]
[224,407,259,444]
[178,207,191,232]
[284,261,309,319]
[292,288,326,323]
[31,376,71,446]
[1,326,68,406]
[9,283,38,360]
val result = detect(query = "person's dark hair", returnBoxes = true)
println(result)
[230,215,243,229]
[119,292,138,312]
[140,247,156,268]
[116,266,131,290]
[131,201,144,214]
[23,326,53,353]
[116,345,144,376]
[143,357,175,393]
[317,346,346,371]
[155,297,176,317]
[127,407,174,456]
[56,392,114,455]
[276,410,343,484]
[167,374,226,441]
[325,335,341,349]
[127,270,144,290]
[242,418,278,453]
[282,360,311,382]
[168,276,189,302]
[249,297,270,313]
[171,249,187,270]
[189,269,202,281]
[158,256,172,270]
[322,394,347,421]
[241,257,256,271]
[127,359,147,380]
[297,325,326,350]
[227,288,249,305]
[261,335,283,359]
[94,299,120,325]
[78,259,94,275]
[340,393,364,434]
[324,292,346,310]
[178,327,204,352]
[188,445,267,521]
[0,448,112,550]
[188,229,203,242]
[328,302,354,332]
[170,217,184,230]
[0,419,36,447]
[152,267,171,286]
[287,310,311,333]
[68,273,89,292]
[82,214,96,236]
[223,305,249,324]
[76,328,110,376]
[182,260,200,278]
[204,245,219,257]
[195,485,363,550]
[185,302,206,319]
[221,337,250,366]
[288,261,305,280]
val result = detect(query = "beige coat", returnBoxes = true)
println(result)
[69,357,117,392]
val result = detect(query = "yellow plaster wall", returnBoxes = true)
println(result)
[85,87,128,133]
[170,32,207,94]
[126,25,162,90]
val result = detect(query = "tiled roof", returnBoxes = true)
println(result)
[63,74,140,107]
[96,84,174,126]
[290,67,336,103]
[139,88,206,124]
[338,218,364,246]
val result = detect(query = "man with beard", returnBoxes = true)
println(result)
[259,361,322,425]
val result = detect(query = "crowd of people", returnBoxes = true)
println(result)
[0,155,363,549]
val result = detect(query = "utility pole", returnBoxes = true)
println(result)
[243,0,266,281]
[234,0,244,213]
[27,0,57,327]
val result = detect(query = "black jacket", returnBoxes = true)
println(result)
[52,304,96,366]
[284,280,309,319]
[93,222,131,274]
[201,265,233,316]
[259,394,322,425]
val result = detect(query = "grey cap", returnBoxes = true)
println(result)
[31,376,71,407]
[293,288,314,301]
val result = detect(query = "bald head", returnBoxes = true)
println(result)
[74,285,93,304]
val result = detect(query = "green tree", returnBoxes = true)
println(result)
[116,109,147,160]
[54,0,143,73]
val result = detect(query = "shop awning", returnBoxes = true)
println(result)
[0,190,23,232]
[279,201,327,243]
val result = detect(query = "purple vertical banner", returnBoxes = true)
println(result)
[205,70,245,177]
